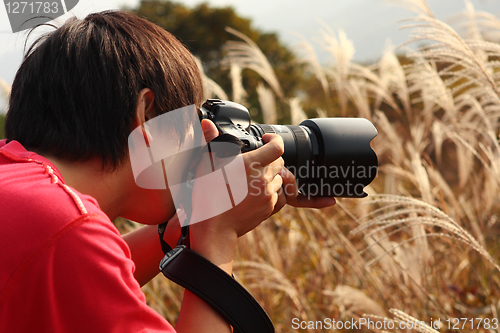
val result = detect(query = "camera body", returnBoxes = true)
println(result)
[199,99,378,198]
[199,99,264,152]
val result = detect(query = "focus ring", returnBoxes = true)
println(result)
[289,126,311,168]
[258,124,276,135]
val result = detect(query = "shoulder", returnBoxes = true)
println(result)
[0,142,116,291]
[0,139,108,225]
[0,214,175,332]
[0,152,110,251]
[0,141,175,332]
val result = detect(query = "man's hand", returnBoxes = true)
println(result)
[189,120,286,247]
[177,119,290,333]
[273,164,337,210]
[176,119,335,333]
[281,166,337,209]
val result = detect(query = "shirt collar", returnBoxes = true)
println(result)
[0,139,65,182]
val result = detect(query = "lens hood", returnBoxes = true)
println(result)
[297,118,378,198]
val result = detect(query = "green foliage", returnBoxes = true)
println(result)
[136,1,258,67]
[134,0,304,117]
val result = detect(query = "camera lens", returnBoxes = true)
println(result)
[250,118,378,198]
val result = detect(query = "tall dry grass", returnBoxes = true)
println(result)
[114,1,500,331]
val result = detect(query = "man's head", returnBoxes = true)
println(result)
[5,10,204,170]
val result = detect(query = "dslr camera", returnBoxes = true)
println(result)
[199,99,378,198]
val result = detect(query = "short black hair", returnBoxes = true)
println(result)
[5,10,203,170]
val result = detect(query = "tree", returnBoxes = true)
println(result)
[133,1,304,122]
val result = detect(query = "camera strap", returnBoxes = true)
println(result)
[158,223,274,333]
[157,135,274,333]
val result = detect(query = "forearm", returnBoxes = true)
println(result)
[123,219,238,333]
[122,222,181,286]
[175,290,232,333]
[175,225,237,333]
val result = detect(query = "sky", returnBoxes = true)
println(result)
[1,0,500,111]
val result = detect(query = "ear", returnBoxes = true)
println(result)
[135,88,155,145]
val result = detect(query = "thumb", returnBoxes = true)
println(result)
[201,119,219,143]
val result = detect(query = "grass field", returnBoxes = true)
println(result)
[114,1,500,332]
[0,0,495,331]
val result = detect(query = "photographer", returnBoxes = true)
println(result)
[0,11,335,333]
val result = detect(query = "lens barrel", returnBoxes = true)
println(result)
[250,118,378,198]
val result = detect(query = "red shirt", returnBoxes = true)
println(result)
[0,139,176,333]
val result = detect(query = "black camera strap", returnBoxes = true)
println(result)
[157,135,274,333]
[158,223,274,333]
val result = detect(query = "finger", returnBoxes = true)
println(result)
[264,158,285,179]
[287,194,336,209]
[271,187,287,215]
[280,167,298,200]
[267,173,283,195]
[245,134,284,166]
[201,119,219,143]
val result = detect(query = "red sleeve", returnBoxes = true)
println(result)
[0,215,176,333]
